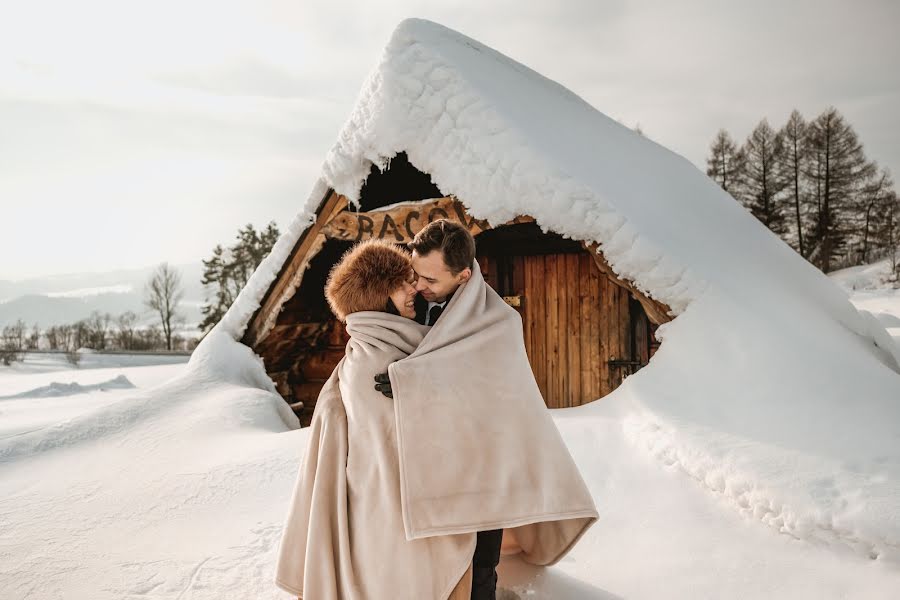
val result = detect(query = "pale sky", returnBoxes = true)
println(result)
[2,0,898,280]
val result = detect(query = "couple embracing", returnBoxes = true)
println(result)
[275,219,598,600]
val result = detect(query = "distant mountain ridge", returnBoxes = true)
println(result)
[0,262,206,331]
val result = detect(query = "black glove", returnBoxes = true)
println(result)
[374,372,393,398]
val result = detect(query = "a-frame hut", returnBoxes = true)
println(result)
[211,19,900,427]
[243,154,672,424]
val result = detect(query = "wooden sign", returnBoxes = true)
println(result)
[321,196,532,243]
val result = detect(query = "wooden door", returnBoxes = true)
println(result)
[478,252,655,408]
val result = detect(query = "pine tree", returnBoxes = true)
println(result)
[199,244,232,334]
[198,221,281,335]
[261,221,280,251]
[706,129,745,194]
[738,119,790,237]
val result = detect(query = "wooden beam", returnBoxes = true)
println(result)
[321,196,533,243]
[581,241,673,325]
[242,190,348,348]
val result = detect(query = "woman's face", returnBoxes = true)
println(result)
[388,272,418,319]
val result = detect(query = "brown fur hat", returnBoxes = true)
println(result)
[324,238,414,322]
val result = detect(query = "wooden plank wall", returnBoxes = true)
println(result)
[520,252,633,408]
[290,251,644,422]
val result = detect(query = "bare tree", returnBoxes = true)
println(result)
[85,311,113,350]
[45,325,60,350]
[144,262,184,351]
[73,319,91,351]
[26,323,41,350]
[49,324,75,353]
[115,311,139,350]
[137,324,164,350]
[1,319,26,365]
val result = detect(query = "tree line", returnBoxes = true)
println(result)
[1,221,280,366]
[1,263,196,366]
[706,106,899,277]
[0,310,193,366]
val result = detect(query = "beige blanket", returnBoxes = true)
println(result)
[274,260,598,598]
[275,313,475,599]
[388,259,598,558]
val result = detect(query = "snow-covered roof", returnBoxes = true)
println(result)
[193,18,900,565]
[207,18,898,372]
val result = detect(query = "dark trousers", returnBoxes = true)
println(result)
[470,529,503,600]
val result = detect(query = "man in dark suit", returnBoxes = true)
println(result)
[373,219,504,600]
[412,278,456,325]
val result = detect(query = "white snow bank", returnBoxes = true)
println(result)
[0,332,294,464]
[3,344,900,598]
[616,286,900,563]
[831,256,900,292]
[831,257,900,345]
[0,336,303,598]
[0,374,135,399]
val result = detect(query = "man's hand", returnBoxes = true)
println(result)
[374,372,393,398]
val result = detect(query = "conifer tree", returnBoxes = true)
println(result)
[803,107,876,272]
[739,119,790,237]
[706,129,745,194]
[779,110,811,256]
[198,221,281,335]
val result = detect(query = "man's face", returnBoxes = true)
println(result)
[411,249,471,303]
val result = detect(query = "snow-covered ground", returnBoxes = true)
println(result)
[831,257,900,346]
[3,15,900,598]
[1,258,899,599]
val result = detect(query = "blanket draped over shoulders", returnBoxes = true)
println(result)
[275,260,598,599]
[275,313,476,599]
[388,259,598,562]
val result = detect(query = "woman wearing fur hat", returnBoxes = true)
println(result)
[274,238,478,599]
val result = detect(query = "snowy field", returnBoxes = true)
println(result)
[1,259,899,599]
[831,258,900,346]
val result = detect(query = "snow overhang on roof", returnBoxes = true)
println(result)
[208,17,900,372]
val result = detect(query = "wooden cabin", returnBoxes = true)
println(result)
[243,153,673,426]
